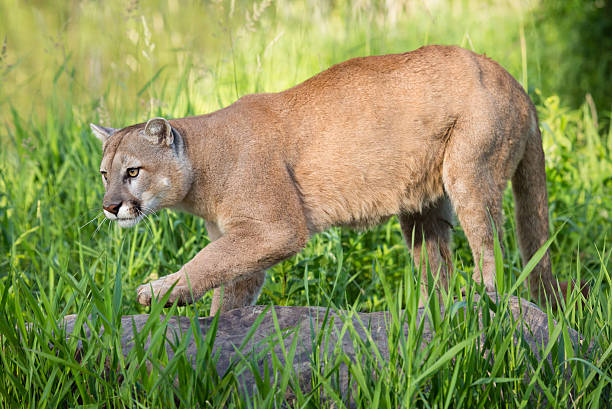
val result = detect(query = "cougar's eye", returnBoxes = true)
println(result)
[127,168,140,178]
[100,171,107,181]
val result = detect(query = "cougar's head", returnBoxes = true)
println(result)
[91,117,192,228]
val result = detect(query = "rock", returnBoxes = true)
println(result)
[57,293,583,402]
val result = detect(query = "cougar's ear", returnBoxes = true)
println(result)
[90,124,116,144]
[143,117,174,146]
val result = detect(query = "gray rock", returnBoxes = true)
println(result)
[57,293,584,402]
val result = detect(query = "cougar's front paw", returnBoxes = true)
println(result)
[136,272,195,307]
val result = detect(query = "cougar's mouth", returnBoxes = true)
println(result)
[117,215,143,228]
[101,198,157,228]
[102,200,147,228]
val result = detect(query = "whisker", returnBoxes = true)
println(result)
[144,217,154,236]
[92,218,105,239]
[92,217,112,239]
[80,212,103,230]
[143,207,159,230]
[140,207,158,230]
[141,205,158,216]
[147,214,157,231]
[137,208,154,236]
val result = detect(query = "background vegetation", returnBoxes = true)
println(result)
[0,0,611,407]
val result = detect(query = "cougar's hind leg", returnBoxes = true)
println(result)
[399,195,454,306]
[206,221,267,315]
[442,132,506,294]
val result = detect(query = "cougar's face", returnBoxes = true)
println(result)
[91,118,192,228]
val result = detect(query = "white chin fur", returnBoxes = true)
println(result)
[117,215,143,228]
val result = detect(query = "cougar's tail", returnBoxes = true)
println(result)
[511,119,585,306]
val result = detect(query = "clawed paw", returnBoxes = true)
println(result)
[136,274,193,307]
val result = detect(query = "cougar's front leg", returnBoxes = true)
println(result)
[206,221,267,315]
[137,217,308,308]
[210,270,267,315]
[137,154,310,309]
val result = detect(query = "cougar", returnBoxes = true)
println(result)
[91,45,575,315]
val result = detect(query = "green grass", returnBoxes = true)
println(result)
[1,0,611,407]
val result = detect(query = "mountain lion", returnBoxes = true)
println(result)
[91,45,574,315]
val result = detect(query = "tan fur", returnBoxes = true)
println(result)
[92,45,573,314]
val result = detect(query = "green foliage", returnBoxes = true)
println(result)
[0,0,611,407]
[535,0,612,111]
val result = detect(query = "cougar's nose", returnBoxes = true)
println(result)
[103,202,122,215]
